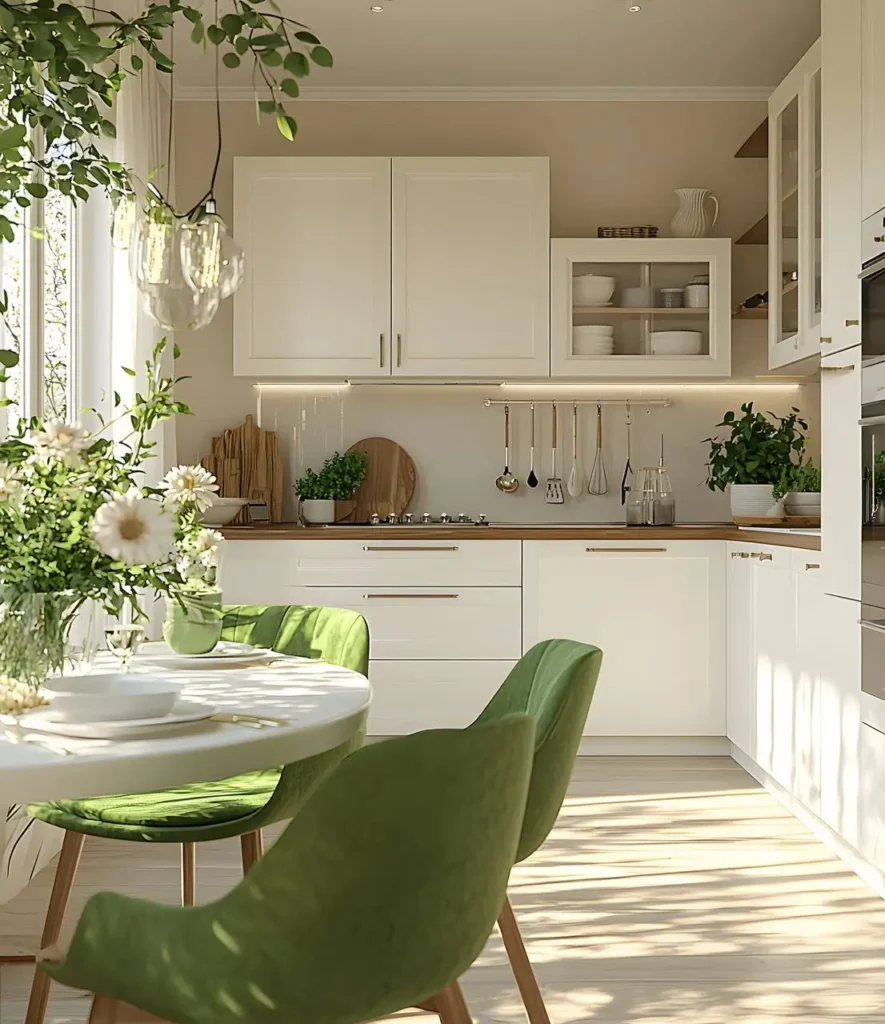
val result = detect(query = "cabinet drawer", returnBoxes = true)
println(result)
[367,660,513,735]
[220,539,521,589]
[283,586,521,660]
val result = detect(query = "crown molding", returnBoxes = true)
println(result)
[174,84,773,103]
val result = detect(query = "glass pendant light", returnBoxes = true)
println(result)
[180,200,226,293]
[141,221,220,332]
[111,194,137,250]
[218,231,246,298]
[133,204,177,287]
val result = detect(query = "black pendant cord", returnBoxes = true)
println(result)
[165,27,175,205]
[184,0,223,219]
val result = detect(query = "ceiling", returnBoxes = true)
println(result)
[171,0,820,93]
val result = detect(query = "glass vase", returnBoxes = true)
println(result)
[0,592,80,693]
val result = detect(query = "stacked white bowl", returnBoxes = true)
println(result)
[650,330,703,356]
[572,274,616,306]
[573,324,615,356]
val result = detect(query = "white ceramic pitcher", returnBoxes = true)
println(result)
[670,188,720,238]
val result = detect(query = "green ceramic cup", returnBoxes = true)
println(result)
[163,590,222,655]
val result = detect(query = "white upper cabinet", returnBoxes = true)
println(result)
[862,0,885,220]
[233,157,392,378]
[550,238,731,378]
[391,157,550,378]
[769,40,822,368]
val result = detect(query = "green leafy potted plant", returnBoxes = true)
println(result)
[705,403,808,519]
[773,460,821,517]
[295,451,368,525]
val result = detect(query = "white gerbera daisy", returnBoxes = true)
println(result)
[0,462,22,504]
[161,465,219,512]
[92,494,175,566]
[30,419,89,462]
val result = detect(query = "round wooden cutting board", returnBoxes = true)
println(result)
[336,437,417,523]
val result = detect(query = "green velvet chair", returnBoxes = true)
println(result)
[475,638,603,1024]
[25,605,369,1024]
[39,716,536,1024]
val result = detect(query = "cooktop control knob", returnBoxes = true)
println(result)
[421,512,433,524]
[439,512,452,524]
[369,513,381,526]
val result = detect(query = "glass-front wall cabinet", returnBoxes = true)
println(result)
[550,238,732,378]
[768,39,822,369]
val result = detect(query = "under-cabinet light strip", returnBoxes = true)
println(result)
[500,382,804,392]
[483,398,673,408]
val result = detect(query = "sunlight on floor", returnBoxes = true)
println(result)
[3,756,885,1023]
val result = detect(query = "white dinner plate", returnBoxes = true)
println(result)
[134,641,276,669]
[19,699,217,740]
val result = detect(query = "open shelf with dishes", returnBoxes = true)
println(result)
[550,238,732,377]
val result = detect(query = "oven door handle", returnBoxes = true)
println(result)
[861,252,885,280]
[860,618,885,636]
[859,415,885,427]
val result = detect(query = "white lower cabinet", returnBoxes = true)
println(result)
[859,722,885,872]
[367,661,513,735]
[522,541,726,737]
[727,545,830,823]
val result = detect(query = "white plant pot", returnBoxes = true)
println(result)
[784,491,822,517]
[301,499,336,525]
[729,484,776,519]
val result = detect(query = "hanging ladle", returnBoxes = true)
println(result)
[496,404,520,494]
[620,401,634,505]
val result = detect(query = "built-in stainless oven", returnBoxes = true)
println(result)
[862,208,885,365]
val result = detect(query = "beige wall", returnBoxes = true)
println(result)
[173,99,812,522]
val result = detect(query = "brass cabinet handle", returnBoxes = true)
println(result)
[585,547,667,553]
[362,545,459,552]
[821,336,832,344]
[397,333,403,367]
[805,563,820,570]
[380,333,385,368]
[750,552,773,561]
[846,319,860,327]
[362,593,460,599]
[875,236,885,243]
[821,365,854,373]
[731,551,751,559]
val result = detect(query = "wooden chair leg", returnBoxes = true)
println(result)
[497,895,551,1024]
[25,830,85,1024]
[239,830,264,875]
[181,842,196,907]
[429,981,472,1024]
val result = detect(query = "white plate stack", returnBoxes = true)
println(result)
[573,325,615,356]
[650,330,704,356]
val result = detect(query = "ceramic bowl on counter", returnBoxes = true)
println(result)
[651,330,704,356]
[201,497,248,527]
[572,274,616,306]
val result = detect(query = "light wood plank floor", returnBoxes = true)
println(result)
[2,756,885,1022]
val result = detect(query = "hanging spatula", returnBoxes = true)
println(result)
[545,402,564,504]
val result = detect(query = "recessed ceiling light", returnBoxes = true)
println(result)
[629,4,642,11]
[370,4,384,10]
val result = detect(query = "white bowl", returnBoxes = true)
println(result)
[572,275,616,306]
[201,497,248,527]
[574,340,615,356]
[573,325,614,336]
[42,674,181,723]
[651,330,703,355]
[622,287,653,308]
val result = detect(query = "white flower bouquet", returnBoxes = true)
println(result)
[0,339,221,688]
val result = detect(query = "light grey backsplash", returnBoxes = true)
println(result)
[253,383,821,524]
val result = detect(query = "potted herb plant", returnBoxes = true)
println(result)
[705,403,808,519]
[774,460,821,517]
[295,451,368,525]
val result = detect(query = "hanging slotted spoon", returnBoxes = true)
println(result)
[545,402,564,504]
[588,403,609,495]
[567,403,583,499]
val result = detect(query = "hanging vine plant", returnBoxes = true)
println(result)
[0,0,332,375]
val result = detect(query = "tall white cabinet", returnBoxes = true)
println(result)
[234,156,550,379]
[862,0,885,220]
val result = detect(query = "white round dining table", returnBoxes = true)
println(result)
[0,655,371,904]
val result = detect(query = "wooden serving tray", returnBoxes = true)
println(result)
[733,515,821,528]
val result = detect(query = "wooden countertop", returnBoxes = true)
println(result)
[222,523,822,551]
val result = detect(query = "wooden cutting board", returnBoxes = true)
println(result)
[200,416,284,525]
[336,437,417,523]
[732,515,821,528]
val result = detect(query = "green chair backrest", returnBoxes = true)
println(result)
[221,604,370,676]
[45,717,536,1024]
[474,639,602,863]
[220,604,370,828]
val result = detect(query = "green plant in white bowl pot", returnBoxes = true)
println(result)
[295,451,368,525]
[705,403,808,519]
[774,460,821,517]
